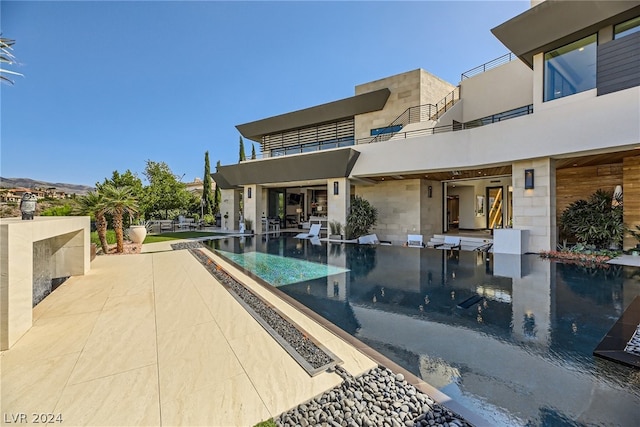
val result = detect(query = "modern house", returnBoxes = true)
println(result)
[213,0,640,252]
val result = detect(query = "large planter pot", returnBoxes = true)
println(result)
[128,225,147,244]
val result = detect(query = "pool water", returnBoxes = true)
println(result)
[205,235,640,426]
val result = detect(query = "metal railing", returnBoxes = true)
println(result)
[367,86,461,143]
[355,104,533,144]
[461,53,516,80]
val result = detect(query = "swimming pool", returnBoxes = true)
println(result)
[204,235,640,426]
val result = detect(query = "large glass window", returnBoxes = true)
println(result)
[615,16,640,39]
[544,34,597,101]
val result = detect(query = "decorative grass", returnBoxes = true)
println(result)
[143,231,223,244]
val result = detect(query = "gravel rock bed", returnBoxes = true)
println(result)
[275,366,471,427]
[171,241,205,250]
[188,248,334,369]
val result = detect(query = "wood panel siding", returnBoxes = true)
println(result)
[556,163,623,220]
[623,156,640,249]
[597,31,640,96]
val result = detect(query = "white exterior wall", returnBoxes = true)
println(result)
[220,189,240,230]
[460,60,534,122]
[350,86,640,177]
[350,85,639,250]
[327,178,350,232]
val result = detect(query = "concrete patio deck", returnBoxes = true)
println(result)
[0,241,376,426]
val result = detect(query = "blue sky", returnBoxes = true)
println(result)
[1,0,528,187]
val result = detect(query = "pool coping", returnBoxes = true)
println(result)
[201,245,489,427]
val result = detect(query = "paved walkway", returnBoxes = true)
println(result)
[1,241,376,426]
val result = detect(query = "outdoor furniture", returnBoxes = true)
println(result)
[407,234,424,248]
[358,234,380,245]
[434,236,461,250]
[296,223,321,239]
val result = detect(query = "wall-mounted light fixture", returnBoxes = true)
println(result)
[524,169,535,189]
[247,187,252,199]
[428,185,433,198]
[333,181,339,195]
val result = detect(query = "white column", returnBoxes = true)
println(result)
[327,178,350,235]
[512,158,556,252]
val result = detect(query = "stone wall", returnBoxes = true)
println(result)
[512,158,556,252]
[354,69,455,142]
[354,179,442,245]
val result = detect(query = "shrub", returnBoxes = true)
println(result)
[345,196,377,240]
[559,189,624,249]
[203,213,214,225]
[329,220,342,236]
[41,204,73,216]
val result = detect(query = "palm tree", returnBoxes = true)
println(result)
[102,184,139,253]
[74,191,109,253]
[1,35,23,85]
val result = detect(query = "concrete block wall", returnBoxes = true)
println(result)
[354,69,455,142]
[512,158,556,252]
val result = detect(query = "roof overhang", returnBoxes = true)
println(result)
[212,148,360,189]
[236,88,391,143]
[491,1,640,68]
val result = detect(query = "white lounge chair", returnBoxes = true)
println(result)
[295,223,321,239]
[407,234,424,248]
[358,234,380,245]
[434,236,461,250]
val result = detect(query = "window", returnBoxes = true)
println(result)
[544,34,597,101]
[370,124,402,136]
[615,16,640,39]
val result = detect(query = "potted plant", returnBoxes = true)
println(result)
[244,218,254,235]
[128,218,149,244]
[224,212,229,230]
[329,220,343,240]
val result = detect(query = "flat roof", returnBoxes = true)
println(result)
[212,148,360,189]
[236,89,390,143]
[491,1,640,67]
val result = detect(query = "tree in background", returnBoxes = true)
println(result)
[74,191,109,253]
[239,136,246,162]
[251,143,256,160]
[202,151,214,216]
[0,36,23,85]
[141,160,193,219]
[101,185,138,253]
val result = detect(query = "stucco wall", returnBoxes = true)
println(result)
[460,60,533,122]
[354,69,455,142]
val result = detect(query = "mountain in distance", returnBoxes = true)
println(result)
[0,177,94,196]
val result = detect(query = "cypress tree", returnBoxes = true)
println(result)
[251,143,256,160]
[239,136,246,162]
[214,160,222,214]
[202,151,213,216]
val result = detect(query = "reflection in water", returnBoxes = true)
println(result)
[205,236,640,427]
